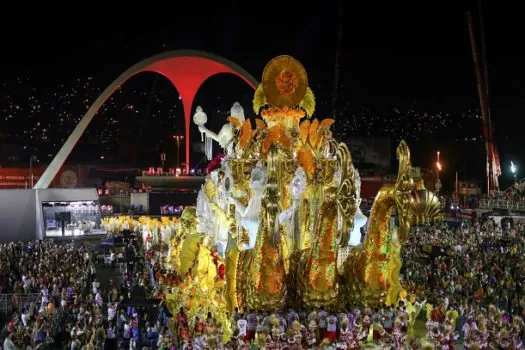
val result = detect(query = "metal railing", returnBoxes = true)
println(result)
[503,177,525,193]
[479,199,525,211]
[0,293,41,315]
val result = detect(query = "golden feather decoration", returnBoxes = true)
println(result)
[299,87,316,116]
[239,120,253,148]
[255,118,266,129]
[297,148,315,177]
[262,138,271,155]
[227,117,242,127]
[319,118,335,129]
[299,119,310,144]
[308,118,319,148]
[279,133,291,149]
[253,84,267,115]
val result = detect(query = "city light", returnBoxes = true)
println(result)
[511,161,518,185]
[435,150,442,193]
[0,74,485,160]
[173,135,184,170]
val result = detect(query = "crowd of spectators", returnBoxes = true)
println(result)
[0,240,110,349]
[161,220,525,349]
[0,241,93,295]
[403,221,525,314]
[0,238,175,349]
[401,220,525,348]
[3,217,525,348]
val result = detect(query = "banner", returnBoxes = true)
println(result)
[0,168,43,188]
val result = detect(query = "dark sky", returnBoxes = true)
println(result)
[2,2,523,111]
[2,2,522,92]
[1,1,524,186]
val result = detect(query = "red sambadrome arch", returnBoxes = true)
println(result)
[35,50,258,189]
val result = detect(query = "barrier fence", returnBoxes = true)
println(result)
[479,198,525,211]
[0,293,41,315]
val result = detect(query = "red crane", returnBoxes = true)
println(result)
[466,5,501,194]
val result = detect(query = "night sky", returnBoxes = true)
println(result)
[0,2,524,189]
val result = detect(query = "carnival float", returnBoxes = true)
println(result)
[130,55,443,340]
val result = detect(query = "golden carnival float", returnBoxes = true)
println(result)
[156,55,443,327]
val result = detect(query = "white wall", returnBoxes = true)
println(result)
[0,189,38,242]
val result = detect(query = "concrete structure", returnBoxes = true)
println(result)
[0,188,101,242]
[0,190,40,241]
[35,50,258,189]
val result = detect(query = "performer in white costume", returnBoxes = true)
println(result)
[348,169,367,246]
[279,167,307,251]
[193,102,249,255]
[196,102,245,151]
[227,161,267,251]
[195,170,230,257]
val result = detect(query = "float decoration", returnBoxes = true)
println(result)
[144,55,443,339]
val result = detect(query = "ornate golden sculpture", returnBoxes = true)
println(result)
[262,55,309,108]
[167,55,443,314]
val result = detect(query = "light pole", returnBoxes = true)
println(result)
[173,135,184,170]
[435,151,442,194]
[511,161,517,186]
[29,157,32,188]
[160,152,166,169]
[29,155,37,188]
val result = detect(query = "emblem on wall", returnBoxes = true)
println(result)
[60,170,78,188]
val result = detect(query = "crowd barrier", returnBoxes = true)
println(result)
[0,293,41,315]
[479,198,525,211]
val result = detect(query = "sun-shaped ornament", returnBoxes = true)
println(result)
[262,55,308,108]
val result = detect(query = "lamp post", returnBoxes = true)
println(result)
[511,161,517,186]
[435,151,442,194]
[173,135,184,170]
[29,155,38,188]
[160,152,166,169]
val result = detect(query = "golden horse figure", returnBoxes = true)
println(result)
[164,55,443,315]
[341,141,443,307]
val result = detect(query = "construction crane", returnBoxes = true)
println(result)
[332,0,344,120]
[466,2,501,195]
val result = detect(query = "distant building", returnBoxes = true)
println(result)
[0,144,23,165]
[458,180,483,196]
[343,136,392,171]
[334,136,393,199]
